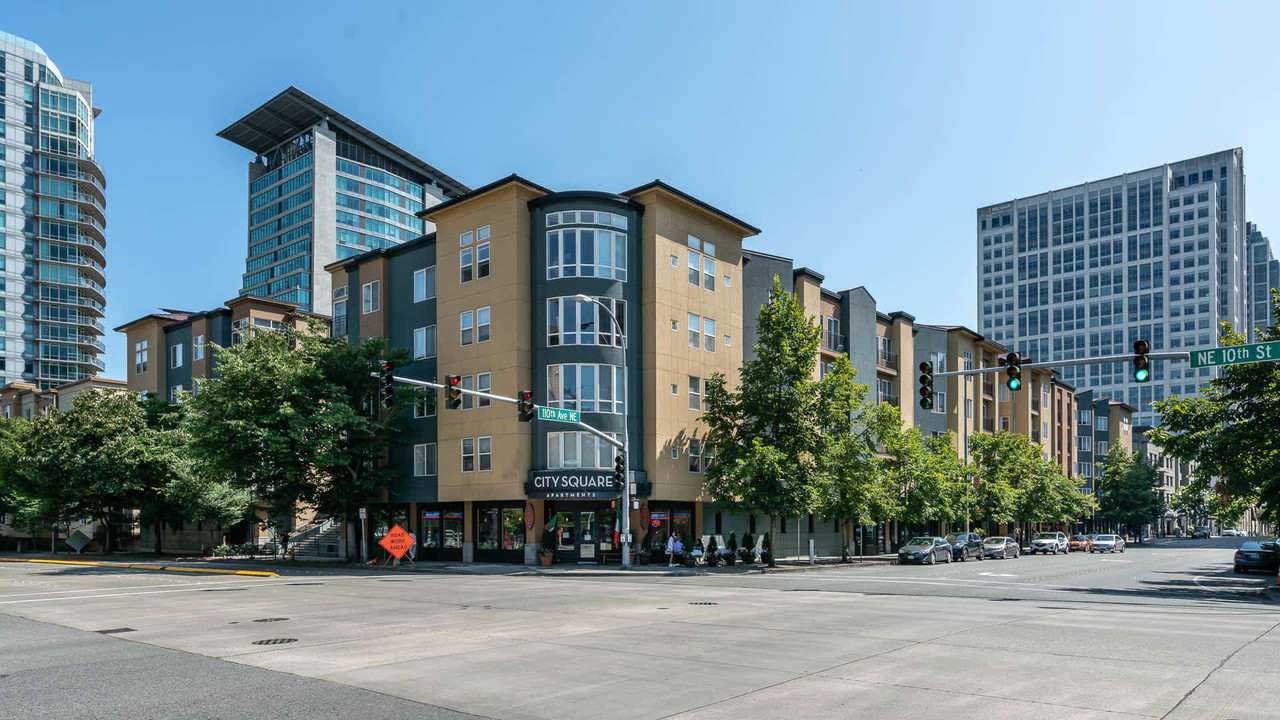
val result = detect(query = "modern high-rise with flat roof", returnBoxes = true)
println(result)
[978,149,1248,426]
[218,87,468,316]
[1246,222,1278,341]
[0,31,107,389]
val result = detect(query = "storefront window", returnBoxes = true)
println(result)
[502,508,525,550]
[443,510,463,548]
[553,511,576,551]
[421,511,442,548]
[477,507,526,552]
[478,508,500,550]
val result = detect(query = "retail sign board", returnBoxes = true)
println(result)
[536,406,580,424]
[378,524,414,560]
[1189,341,1280,368]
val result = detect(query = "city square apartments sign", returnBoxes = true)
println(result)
[525,470,617,499]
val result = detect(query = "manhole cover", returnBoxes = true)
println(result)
[688,602,718,605]
[252,638,298,645]
[95,628,136,634]
[253,618,289,623]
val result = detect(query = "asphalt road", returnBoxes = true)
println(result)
[2,538,1278,719]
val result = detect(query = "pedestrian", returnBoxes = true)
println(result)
[673,534,685,564]
[408,531,418,562]
[1014,528,1020,547]
[280,531,290,558]
[666,532,676,567]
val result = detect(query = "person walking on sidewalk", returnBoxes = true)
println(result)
[666,532,676,567]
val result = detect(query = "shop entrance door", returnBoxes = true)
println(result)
[577,511,597,563]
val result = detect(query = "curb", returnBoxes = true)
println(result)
[0,557,278,578]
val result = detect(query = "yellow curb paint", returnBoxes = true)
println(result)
[233,570,279,577]
[127,564,164,570]
[27,559,99,567]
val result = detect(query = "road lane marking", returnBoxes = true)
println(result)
[979,573,1018,577]
[0,577,256,599]
[0,581,277,605]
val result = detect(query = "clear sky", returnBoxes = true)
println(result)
[7,1,1279,377]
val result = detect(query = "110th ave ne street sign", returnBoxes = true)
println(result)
[1190,340,1280,368]
[536,406,580,423]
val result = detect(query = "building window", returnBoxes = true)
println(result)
[547,431,622,469]
[933,391,945,414]
[413,443,437,476]
[547,225,628,281]
[362,280,380,314]
[413,266,436,302]
[477,242,490,279]
[134,340,148,374]
[170,343,184,369]
[478,436,492,471]
[1096,440,1109,455]
[685,313,719,352]
[1077,436,1093,452]
[413,325,436,359]
[687,235,716,291]
[414,390,436,418]
[477,306,490,342]
[547,297,625,347]
[193,335,204,361]
[1078,409,1092,425]
[461,374,475,410]
[688,376,706,411]
[965,398,973,419]
[1097,416,1109,431]
[477,372,491,408]
[462,437,475,472]
[168,385,183,403]
[460,311,474,346]
[460,244,473,283]
[688,439,702,472]
[546,364,626,414]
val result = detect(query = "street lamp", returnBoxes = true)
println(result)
[575,294,631,569]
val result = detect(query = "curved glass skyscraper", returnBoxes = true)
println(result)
[0,30,106,389]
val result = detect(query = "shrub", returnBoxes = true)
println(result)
[727,531,738,552]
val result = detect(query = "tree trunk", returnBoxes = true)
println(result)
[51,526,58,554]
[104,509,115,555]
[153,521,164,555]
[768,515,778,567]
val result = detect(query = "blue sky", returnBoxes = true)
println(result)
[8,1,1279,376]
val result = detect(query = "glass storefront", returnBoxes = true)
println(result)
[475,503,526,563]
[419,504,463,561]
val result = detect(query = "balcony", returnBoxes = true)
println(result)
[1031,397,1041,412]
[822,332,846,354]
[877,349,898,369]
[878,393,899,407]
[982,418,994,432]
[982,380,994,397]
[1032,429,1042,443]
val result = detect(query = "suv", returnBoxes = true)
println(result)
[946,532,985,562]
[1029,531,1068,555]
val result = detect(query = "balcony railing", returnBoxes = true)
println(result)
[879,393,899,407]
[822,332,846,353]
[1032,429,1042,443]
[1031,398,1041,412]
[982,380,994,396]
[332,316,348,338]
[877,349,898,368]
[982,418,994,432]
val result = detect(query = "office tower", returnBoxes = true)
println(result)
[978,149,1247,426]
[0,30,106,389]
[218,87,468,315]
[1246,222,1279,341]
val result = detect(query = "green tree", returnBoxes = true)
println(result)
[875,406,966,529]
[1096,445,1166,541]
[703,275,828,565]
[1150,294,1280,524]
[967,431,1035,529]
[1169,479,1211,526]
[183,322,411,530]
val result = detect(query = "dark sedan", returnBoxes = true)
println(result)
[1234,540,1279,575]
[898,537,952,565]
[946,532,986,561]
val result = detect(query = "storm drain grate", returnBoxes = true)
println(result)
[688,602,718,606]
[253,617,289,623]
[252,638,298,646]
[95,628,136,634]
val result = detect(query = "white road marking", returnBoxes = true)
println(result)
[979,572,1018,577]
[0,581,276,605]
[0,577,257,599]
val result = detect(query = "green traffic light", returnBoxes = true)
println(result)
[1006,377,1021,391]
[1134,368,1150,382]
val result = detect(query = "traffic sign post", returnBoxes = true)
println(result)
[1189,341,1280,369]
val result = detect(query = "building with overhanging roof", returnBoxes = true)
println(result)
[218,87,469,315]
[1,31,107,389]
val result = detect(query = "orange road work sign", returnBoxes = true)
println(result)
[378,524,414,560]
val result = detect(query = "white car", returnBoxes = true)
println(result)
[1222,528,1243,537]
[1029,531,1068,554]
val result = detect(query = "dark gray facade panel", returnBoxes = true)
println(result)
[912,326,949,438]
[164,324,193,396]
[384,241,439,503]
[843,288,877,385]
[529,196,644,474]
[741,254,793,358]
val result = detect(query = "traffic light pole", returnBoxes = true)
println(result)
[930,351,1190,378]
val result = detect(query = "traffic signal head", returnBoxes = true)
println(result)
[445,375,462,409]
[918,360,934,410]
[1004,352,1022,391]
[379,361,395,409]
[1132,340,1150,383]
[613,454,625,492]
[517,389,535,422]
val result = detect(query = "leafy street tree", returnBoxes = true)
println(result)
[1150,294,1280,525]
[966,431,1034,529]
[703,276,828,565]
[183,322,412,531]
[1096,445,1166,541]
[875,405,967,531]
[1169,480,1211,527]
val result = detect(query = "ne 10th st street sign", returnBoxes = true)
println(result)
[536,406,580,424]
[1190,340,1280,369]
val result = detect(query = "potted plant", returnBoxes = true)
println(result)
[740,532,755,564]
[724,531,738,566]
[639,531,652,565]
[761,532,774,566]
[539,528,555,566]
[705,537,719,567]
[683,534,697,568]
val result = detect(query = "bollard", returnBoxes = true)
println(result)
[808,538,816,565]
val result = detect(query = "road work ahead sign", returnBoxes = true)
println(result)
[378,524,414,560]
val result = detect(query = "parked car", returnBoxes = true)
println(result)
[1192,527,1211,539]
[1068,535,1092,552]
[1029,531,1068,555]
[1091,534,1125,553]
[1222,528,1243,537]
[898,537,952,565]
[1233,540,1279,574]
[983,536,1020,559]
[946,532,986,562]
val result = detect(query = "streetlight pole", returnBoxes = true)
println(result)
[576,295,631,569]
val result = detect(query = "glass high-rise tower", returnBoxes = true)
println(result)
[0,30,107,389]
[218,87,468,316]
[977,149,1248,427]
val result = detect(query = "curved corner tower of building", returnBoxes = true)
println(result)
[0,30,106,389]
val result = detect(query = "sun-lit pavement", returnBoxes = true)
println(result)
[2,539,1278,720]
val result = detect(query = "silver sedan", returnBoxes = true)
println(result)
[1091,534,1126,553]
[983,536,1020,559]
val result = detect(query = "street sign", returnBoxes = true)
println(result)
[358,507,367,519]
[378,524,414,560]
[1189,340,1280,369]
[536,406,580,424]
